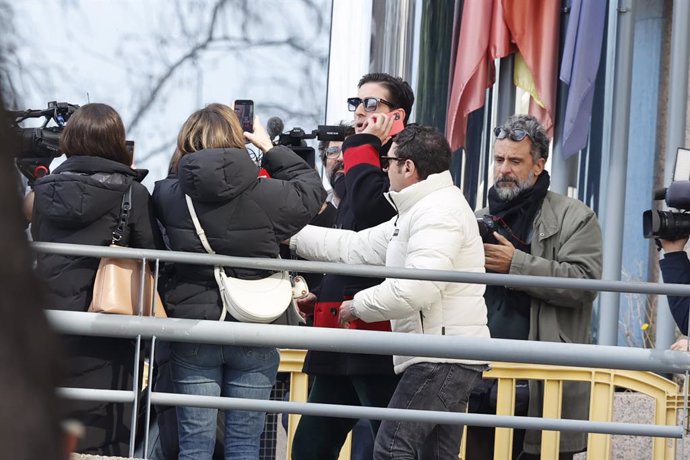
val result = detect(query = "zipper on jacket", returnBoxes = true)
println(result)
[389,196,400,226]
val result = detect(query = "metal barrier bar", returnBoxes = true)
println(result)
[46,311,690,374]
[56,384,685,440]
[32,242,690,297]
[54,388,682,439]
[58,387,135,404]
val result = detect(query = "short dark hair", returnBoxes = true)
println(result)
[59,103,131,166]
[497,114,550,162]
[358,73,415,123]
[393,125,450,180]
[318,122,355,163]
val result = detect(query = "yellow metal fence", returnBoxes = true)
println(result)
[278,351,685,460]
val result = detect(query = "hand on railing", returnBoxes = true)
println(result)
[671,337,689,352]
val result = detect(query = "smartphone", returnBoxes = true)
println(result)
[389,112,405,137]
[234,99,254,133]
[125,140,134,161]
[371,112,405,137]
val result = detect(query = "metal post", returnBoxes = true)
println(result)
[656,0,690,349]
[550,1,572,195]
[598,0,636,346]
[496,55,516,127]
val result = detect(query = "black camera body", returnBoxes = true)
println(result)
[477,215,499,244]
[10,101,79,184]
[642,180,690,240]
[277,125,345,169]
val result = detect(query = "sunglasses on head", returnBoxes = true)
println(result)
[493,127,531,142]
[347,97,396,112]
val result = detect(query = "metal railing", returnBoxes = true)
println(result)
[34,242,690,458]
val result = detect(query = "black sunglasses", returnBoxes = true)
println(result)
[379,155,406,168]
[493,127,531,142]
[347,97,396,112]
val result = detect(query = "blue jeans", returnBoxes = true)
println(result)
[170,342,279,460]
[374,362,484,460]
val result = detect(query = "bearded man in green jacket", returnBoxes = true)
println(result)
[467,114,603,460]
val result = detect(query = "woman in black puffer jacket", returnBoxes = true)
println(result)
[153,103,325,459]
[31,103,164,455]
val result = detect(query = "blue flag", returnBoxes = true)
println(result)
[559,0,607,158]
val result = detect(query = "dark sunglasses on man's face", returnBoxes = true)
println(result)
[493,127,531,142]
[347,97,396,112]
[379,155,406,169]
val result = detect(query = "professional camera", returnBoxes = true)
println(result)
[642,181,690,240]
[277,124,345,169]
[10,101,79,184]
[477,215,499,244]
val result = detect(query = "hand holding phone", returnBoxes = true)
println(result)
[234,99,254,133]
[365,111,405,142]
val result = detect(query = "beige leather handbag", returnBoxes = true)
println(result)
[88,185,167,318]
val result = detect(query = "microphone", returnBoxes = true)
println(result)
[267,116,284,142]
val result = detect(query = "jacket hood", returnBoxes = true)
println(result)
[33,156,141,228]
[178,148,259,203]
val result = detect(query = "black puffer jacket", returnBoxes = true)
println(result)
[153,146,326,320]
[31,156,164,311]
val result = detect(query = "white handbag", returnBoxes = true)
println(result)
[185,195,292,323]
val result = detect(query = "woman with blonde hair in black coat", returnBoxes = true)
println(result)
[153,103,325,459]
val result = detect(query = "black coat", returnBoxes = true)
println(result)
[303,133,397,376]
[659,251,690,335]
[32,155,164,311]
[31,155,163,455]
[153,146,326,321]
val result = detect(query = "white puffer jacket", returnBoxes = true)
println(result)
[291,171,490,373]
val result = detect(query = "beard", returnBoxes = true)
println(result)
[494,171,534,201]
[329,162,345,198]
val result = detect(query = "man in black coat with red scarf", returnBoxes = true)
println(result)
[291,73,415,460]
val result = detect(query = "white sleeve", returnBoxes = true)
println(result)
[290,220,393,266]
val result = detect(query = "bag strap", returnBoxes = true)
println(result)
[112,185,133,245]
[185,194,230,321]
[185,194,216,255]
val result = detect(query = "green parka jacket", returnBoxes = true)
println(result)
[479,190,603,454]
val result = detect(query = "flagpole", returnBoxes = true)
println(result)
[598,0,637,346]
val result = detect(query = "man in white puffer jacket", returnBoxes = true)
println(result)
[289,124,490,459]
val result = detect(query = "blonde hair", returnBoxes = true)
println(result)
[171,103,246,174]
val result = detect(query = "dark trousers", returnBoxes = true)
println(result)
[291,373,399,460]
[63,336,136,456]
[465,379,529,460]
[374,362,483,460]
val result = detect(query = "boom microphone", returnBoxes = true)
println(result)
[267,116,285,142]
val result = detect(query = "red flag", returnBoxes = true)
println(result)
[503,0,560,137]
[446,0,512,150]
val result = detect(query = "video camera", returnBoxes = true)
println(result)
[10,101,79,184]
[277,124,345,169]
[643,147,690,240]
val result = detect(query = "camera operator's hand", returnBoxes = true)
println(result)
[23,191,35,224]
[362,112,395,143]
[483,232,516,273]
[659,237,689,253]
[244,116,273,153]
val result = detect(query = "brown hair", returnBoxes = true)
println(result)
[59,103,131,165]
[171,103,246,174]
